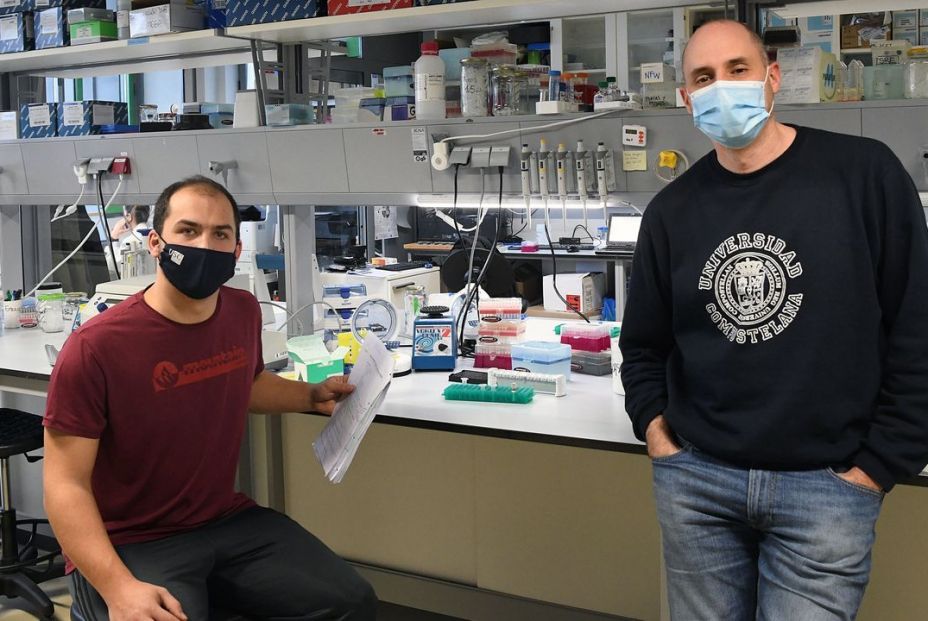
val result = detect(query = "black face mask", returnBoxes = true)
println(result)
[158,243,236,300]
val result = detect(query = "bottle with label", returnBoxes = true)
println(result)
[593,81,609,104]
[415,40,446,120]
[117,0,131,39]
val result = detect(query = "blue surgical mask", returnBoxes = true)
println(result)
[689,69,773,149]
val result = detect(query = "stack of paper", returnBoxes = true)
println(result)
[313,333,395,484]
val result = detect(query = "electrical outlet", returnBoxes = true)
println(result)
[88,157,114,174]
[489,145,511,167]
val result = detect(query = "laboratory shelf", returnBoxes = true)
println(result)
[224,0,705,43]
[0,30,265,79]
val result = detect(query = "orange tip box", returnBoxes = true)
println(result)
[327,0,413,15]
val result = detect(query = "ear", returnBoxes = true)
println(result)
[234,239,243,261]
[679,87,693,114]
[767,61,782,95]
[147,231,162,259]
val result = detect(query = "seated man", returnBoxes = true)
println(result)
[109,204,151,241]
[44,176,377,620]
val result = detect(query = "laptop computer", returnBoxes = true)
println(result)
[602,214,642,252]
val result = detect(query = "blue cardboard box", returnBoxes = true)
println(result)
[20,103,57,139]
[386,96,415,121]
[226,0,323,27]
[35,7,65,48]
[193,0,226,28]
[0,12,33,53]
[0,1,33,16]
[57,101,128,137]
[33,0,105,9]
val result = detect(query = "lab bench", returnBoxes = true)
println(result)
[3,321,928,620]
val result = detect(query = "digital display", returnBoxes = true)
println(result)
[607,215,642,243]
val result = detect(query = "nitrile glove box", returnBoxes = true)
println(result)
[327,0,412,16]
[0,12,34,54]
[20,103,57,139]
[226,0,323,27]
[57,101,129,137]
[0,110,19,140]
[0,0,33,16]
[542,272,605,314]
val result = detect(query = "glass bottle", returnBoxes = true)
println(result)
[605,76,618,101]
[460,57,489,117]
[905,47,928,99]
[836,60,848,102]
[593,81,609,105]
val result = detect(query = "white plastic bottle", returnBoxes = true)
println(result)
[415,41,446,120]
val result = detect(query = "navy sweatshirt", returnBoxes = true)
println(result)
[620,125,928,491]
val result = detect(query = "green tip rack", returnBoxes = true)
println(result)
[443,384,534,404]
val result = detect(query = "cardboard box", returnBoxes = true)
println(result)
[226,0,323,27]
[69,18,116,44]
[57,101,128,137]
[543,272,605,314]
[327,0,412,17]
[35,0,105,9]
[841,23,891,49]
[871,39,910,65]
[0,12,33,53]
[201,0,225,28]
[921,28,928,46]
[20,103,57,139]
[35,7,65,48]
[0,0,33,16]
[776,46,838,104]
[386,95,415,120]
[129,1,203,37]
[0,110,19,140]
[66,7,113,22]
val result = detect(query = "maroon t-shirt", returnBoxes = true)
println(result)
[44,287,263,567]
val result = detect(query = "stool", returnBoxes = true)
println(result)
[0,408,64,619]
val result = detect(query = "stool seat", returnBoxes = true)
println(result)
[0,410,44,460]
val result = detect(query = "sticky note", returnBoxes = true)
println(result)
[623,151,648,171]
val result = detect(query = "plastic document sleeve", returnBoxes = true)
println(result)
[313,334,395,484]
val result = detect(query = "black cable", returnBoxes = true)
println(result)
[571,224,597,242]
[456,166,506,357]
[544,220,589,324]
[96,173,121,280]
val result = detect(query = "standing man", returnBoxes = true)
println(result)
[620,19,928,620]
[44,176,377,620]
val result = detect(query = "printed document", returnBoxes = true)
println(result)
[313,334,395,483]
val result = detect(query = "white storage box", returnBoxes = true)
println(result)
[129,0,203,37]
[542,272,604,314]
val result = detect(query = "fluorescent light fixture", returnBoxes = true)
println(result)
[415,193,637,210]
[773,0,928,19]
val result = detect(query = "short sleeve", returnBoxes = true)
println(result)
[43,332,108,439]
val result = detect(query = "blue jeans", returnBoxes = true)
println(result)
[652,441,883,621]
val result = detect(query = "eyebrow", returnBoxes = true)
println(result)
[173,219,234,232]
[689,56,754,78]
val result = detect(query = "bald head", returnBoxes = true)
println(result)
[682,20,768,88]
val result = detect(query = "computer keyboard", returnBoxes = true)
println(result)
[376,261,432,272]
[536,244,596,251]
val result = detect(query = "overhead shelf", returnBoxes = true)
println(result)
[0,30,266,78]
[225,0,705,43]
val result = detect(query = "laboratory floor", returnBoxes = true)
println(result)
[0,578,466,620]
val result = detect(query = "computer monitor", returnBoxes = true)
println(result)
[607,214,643,245]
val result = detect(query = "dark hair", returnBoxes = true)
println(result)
[153,176,241,241]
[130,204,151,225]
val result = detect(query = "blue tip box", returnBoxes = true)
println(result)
[20,103,57,139]
[35,7,65,48]
[0,1,34,16]
[57,101,129,137]
[226,0,324,27]
[0,12,34,54]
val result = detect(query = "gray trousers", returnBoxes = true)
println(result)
[70,506,377,621]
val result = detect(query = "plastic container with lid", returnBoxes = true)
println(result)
[511,341,572,379]
[560,323,611,352]
[906,46,928,99]
[470,41,518,66]
[570,350,611,376]
[416,40,446,120]
[478,297,523,322]
[474,343,512,370]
